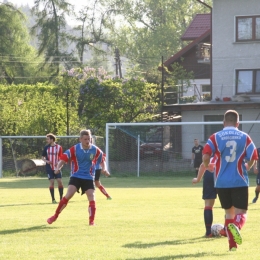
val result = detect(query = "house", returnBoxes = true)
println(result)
[162,0,260,158]
[163,13,211,102]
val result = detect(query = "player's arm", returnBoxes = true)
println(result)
[202,153,210,167]
[246,160,257,171]
[253,160,258,174]
[100,155,110,177]
[54,160,66,174]
[192,163,205,184]
[42,156,51,164]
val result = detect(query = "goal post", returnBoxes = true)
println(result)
[105,121,260,177]
[0,135,104,178]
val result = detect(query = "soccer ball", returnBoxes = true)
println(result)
[211,223,224,237]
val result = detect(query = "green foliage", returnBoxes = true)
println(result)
[0,3,42,84]
[78,77,159,135]
[107,0,212,76]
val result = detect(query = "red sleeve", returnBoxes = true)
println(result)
[202,143,212,155]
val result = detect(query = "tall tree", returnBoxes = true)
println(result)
[31,0,73,79]
[106,0,212,76]
[0,3,40,84]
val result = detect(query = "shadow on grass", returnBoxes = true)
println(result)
[123,236,218,248]
[0,225,56,235]
[126,252,218,260]
[0,200,77,208]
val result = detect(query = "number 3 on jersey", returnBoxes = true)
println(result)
[225,140,237,162]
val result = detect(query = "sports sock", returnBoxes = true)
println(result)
[98,185,110,198]
[233,213,247,230]
[58,186,64,200]
[204,206,213,235]
[49,186,55,200]
[225,218,237,250]
[89,201,96,223]
[54,196,68,218]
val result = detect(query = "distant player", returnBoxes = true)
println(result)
[192,157,217,237]
[191,139,203,177]
[42,133,64,203]
[252,147,260,203]
[46,129,110,226]
[202,110,258,251]
[95,153,112,200]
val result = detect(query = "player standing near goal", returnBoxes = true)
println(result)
[202,110,258,251]
[252,147,260,203]
[191,139,203,177]
[192,157,217,237]
[46,129,110,226]
[42,133,64,204]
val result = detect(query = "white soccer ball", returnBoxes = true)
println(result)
[211,223,224,237]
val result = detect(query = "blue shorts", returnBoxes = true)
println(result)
[47,169,62,180]
[202,170,217,200]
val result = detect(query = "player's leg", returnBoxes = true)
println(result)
[204,199,215,237]
[95,169,112,200]
[203,170,216,237]
[217,188,238,250]
[55,172,64,201]
[47,178,78,224]
[48,171,56,203]
[83,180,96,225]
[252,175,260,203]
[227,187,248,246]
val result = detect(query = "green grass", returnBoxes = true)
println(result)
[0,175,259,260]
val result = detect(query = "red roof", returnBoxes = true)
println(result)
[181,13,211,41]
[163,29,210,67]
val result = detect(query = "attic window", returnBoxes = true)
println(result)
[236,16,260,42]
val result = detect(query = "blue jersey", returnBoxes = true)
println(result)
[203,126,258,188]
[60,143,103,180]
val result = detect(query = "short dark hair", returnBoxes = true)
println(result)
[224,110,239,124]
[46,133,56,141]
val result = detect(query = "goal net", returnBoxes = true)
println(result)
[105,121,260,177]
[0,135,104,178]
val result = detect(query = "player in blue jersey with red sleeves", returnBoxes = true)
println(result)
[47,129,109,226]
[202,110,258,251]
[42,133,64,203]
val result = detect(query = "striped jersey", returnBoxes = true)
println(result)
[203,126,258,188]
[42,144,63,170]
[95,153,106,170]
[60,143,103,180]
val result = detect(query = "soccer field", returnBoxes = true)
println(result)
[0,176,259,260]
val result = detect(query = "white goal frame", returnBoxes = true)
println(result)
[105,121,260,177]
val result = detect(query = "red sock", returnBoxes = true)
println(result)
[89,201,96,223]
[225,219,237,249]
[54,197,68,218]
[233,214,247,230]
[99,185,110,198]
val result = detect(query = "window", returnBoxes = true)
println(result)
[236,69,260,94]
[204,115,242,141]
[201,85,210,92]
[236,16,260,42]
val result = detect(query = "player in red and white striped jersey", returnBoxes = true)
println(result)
[42,133,64,203]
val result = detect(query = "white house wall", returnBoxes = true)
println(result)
[180,109,260,159]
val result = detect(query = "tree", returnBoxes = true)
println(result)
[106,0,212,77]
[31,0,74,79]
[0,3,41,84]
